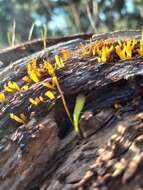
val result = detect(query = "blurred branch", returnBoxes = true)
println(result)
[41,0,69,9]
[86,1,97,32]
[67,1,81,33]
[41,0,52,16]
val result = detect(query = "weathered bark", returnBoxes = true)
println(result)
[0,33,93,66]
[0,30,143,190]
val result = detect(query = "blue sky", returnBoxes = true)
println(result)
[126,0,134,12]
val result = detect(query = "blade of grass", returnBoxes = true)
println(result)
[7,20,16,47]
[7,31,12,46]
[28,23,35,41]
[43,24,47,49]
[73,94,86,133]
[12,20,16,47]
[40,24,47,49]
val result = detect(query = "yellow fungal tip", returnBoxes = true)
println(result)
[54,54,65,68]
[4,81,20,92]
[10,113,26,124]
[0,92,5,102]
[45,90,55,100]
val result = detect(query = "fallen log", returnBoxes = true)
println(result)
[0,30,143,190]
[0,33,93,66]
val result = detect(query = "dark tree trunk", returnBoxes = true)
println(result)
[0,30,143,190]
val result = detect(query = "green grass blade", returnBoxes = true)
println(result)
[40,24,47,49]
[7,20,16,47]
[73,94,86,133]
[28,23,35,41]
[7,32,12,46]
[12,20,16,47]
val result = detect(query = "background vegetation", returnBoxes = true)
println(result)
[0,0,143,48]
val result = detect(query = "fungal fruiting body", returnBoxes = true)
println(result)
[0,31,143,125]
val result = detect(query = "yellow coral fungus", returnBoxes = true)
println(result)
[4,84,13,92]
[39,63,47,73]
[28,69,40,83]
[22,76,32,83]
[10,113,26,124]
[43,81,55,90]
[27,59,41,83]
[124,39,136,59]
[98,45,113,62]
[0,92,5,102]
[20,113,27,121]
[115,39,136,60]
[44,60,55,76]
[22,85,29,91]
[79,43,89,55]
[29,96,44,106]
[61,48,71,61]
[92,45,96,56]
[115,45,126,59]
[45,90,55,100]
[39,96,44,102]
[29,97,38,105]
[4,81,20,92]
[54,54,65,68]
[138,32,143,56]
[8,81,20,91]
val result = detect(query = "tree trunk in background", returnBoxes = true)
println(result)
[0,31,143,190]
